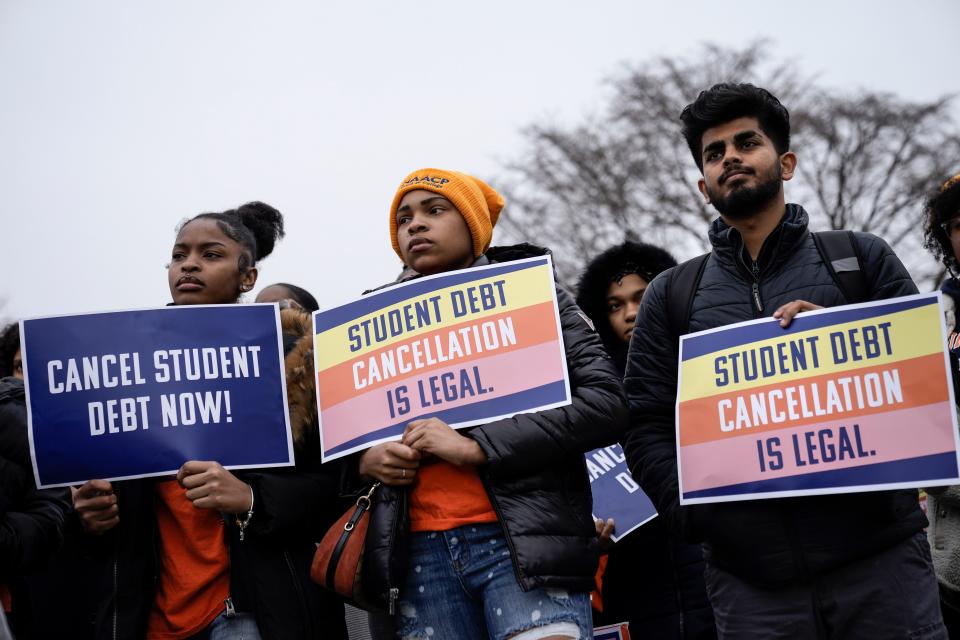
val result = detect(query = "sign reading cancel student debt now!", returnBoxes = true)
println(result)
[21,305,293,488]
[677,293,960,505]
[314,256,571,461]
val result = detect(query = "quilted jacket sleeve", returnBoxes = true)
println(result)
[469,287,627,481]
[855,232,919,300]
[0,476,70,577]
[620,273,687,533]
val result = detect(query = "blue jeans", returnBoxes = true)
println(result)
[396,523,592,640]
[189,610,262,640]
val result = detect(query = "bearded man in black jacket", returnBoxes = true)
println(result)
[622,83,946,638]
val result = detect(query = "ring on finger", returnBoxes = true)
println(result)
[401,468,407,479]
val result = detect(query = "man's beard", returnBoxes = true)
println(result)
[706,164,782,220]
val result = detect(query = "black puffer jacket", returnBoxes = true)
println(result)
[359,244,627,609]
[88,312,347,639]
[623,205,925,587]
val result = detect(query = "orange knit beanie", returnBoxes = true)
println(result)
[389,168,505,259]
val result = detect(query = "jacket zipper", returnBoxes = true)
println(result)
[750,261,764,314]
[112,556,119,640]
[387,490,405,615]
[283,550,314,636]
[478,474,525,588]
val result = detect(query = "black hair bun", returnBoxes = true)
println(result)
[234,201,285,261]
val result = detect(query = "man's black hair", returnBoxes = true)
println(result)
[0,322,20,378]
[268,283,320,312]
[576,241,677,355]
[680,83,791,171]
[923,176,960,275]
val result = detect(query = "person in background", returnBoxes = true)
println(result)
[0,324,21,380]
[256,282,320,312]
[576,241,715,638]
[924,173,960,636]
[72,202,346,640]
[0,321,73,637]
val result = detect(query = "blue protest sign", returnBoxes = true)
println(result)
[587,444,657,542]
[21,305,293,488]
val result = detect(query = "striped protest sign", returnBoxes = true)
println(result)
[313,256,571,461]
[676,292,960,504]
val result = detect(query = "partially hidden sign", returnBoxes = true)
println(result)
[22,305,293,488]
[676,293,960,504]
[314,256,572,461]
[587,444,657,542]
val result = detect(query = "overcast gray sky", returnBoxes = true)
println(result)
[2,0,958,321]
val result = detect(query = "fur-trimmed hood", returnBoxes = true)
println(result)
[280,308,317,450]
[574,241,677,370]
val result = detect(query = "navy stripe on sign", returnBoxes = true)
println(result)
[325,380,568,456]
[681,295,935,361]
[682,451,958,500]
[314,259,549,332]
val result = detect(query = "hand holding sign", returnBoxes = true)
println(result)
[594,517,615,552]
[773,299,824,327]
[73,479,119,535]
[402,418,488,466]
[177,461,253,514]
[358,442,421,486]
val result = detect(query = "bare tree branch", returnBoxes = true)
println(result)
[496,42,960,290]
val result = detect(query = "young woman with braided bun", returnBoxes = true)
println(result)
[73,203,346,640]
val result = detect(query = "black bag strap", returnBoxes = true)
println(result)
[811,230,868,304]
[666,253,710,337]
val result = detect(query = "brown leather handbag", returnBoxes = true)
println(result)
[311,483,379,605]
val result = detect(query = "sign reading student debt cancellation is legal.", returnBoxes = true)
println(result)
[21,305,293,488]
[314,256,571,461]
[676,293,960,505]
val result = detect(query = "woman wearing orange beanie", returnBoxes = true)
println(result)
[353,168,626,639]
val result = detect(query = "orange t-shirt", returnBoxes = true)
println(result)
[409,460,498,532]
[1,583,11,612]
[146,481,231,640]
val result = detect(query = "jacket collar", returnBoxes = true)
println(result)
[942,277,960,299]
[0,376,24,403]
[708,203,810,273]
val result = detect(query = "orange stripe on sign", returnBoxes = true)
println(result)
[317,302,560,408]
[678,353,948,447]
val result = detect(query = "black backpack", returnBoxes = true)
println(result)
[665,230,868,336]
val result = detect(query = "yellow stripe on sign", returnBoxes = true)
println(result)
[678,304,943,402]
[314,264,556,370]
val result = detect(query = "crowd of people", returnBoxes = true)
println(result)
[1,82,959,640]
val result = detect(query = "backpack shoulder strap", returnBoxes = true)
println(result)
[666,253,710,337]
[811,230,868,304]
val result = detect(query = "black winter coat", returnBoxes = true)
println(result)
[359,244,627,609]
[88,316,347,640]
[623,205,926,587]
[0,377,72,635]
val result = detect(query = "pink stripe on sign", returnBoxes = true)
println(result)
[321,341,566,450]
[680,402,957,493]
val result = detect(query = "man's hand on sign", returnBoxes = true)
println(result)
[773,299,824,328]
[595,517,616,552]
[402,418,488,467]
[358,442,421,486]
[73,479,119,535]
[177,461,253,515]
